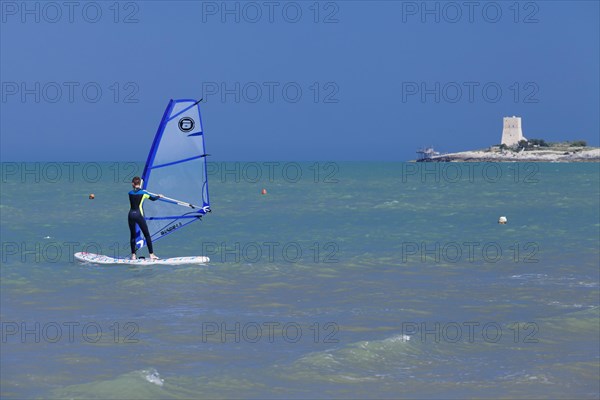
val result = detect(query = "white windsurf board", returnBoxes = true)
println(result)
[74,252,209,265]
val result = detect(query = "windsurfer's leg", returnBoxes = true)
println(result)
[137,217,154,254]
[128,212,137,254]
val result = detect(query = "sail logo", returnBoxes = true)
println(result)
[160,222,183,236]
[178,117,195,132]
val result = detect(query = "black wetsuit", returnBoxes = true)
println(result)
[128,188,159,254]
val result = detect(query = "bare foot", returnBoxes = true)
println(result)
[131,254,137,260]
[150,254,159,261]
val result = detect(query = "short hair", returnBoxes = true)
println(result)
[132,176,142,185]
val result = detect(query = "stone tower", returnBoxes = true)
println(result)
[501,116,526,146]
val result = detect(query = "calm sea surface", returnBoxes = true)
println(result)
[1,162,599,399]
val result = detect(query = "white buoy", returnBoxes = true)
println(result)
[498,216,507,224]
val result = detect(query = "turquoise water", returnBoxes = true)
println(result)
[1,162,599,399]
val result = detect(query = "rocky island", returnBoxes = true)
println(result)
[424,144,600,162]
[416,116,599,162]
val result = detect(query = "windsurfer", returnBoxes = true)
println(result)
[128,176,161,260]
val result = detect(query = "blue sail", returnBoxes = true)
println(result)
[135,99,210,249]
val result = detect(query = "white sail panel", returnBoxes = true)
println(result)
[135,99,210,249]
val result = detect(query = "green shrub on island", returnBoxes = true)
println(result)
[570,140,587,147]
[528,138,549,147]
[515,139,552,151]
[486,139,590,155]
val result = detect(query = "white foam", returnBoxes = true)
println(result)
[143,369,164,386]
[374,200,400,209]
[384,334,411,343]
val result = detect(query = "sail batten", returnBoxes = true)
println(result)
[151,154,208,170]
[135,99,210,249]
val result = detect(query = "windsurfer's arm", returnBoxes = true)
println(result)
[142,191,161,201]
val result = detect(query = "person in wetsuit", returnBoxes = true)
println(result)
[129,176,162,260]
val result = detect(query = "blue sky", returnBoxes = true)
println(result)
[1,0,598,161]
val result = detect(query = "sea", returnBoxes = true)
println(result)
[1,162,599,399]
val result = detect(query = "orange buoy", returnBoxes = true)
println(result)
[261,189,267,195]
[89,194,95,199]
